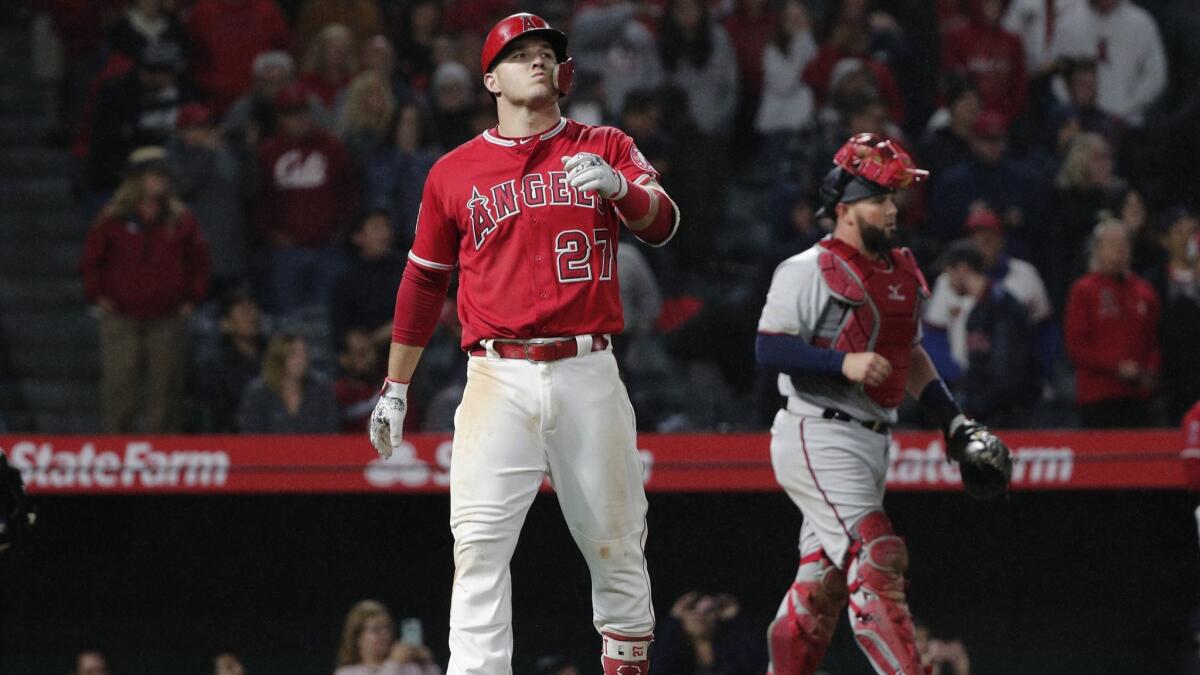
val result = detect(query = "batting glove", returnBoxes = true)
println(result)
[368,379,408,459]
[562,153,627,200]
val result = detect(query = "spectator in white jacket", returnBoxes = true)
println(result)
[1047,0,1167,126]
[754,0,817,138]
[333,600,441,675]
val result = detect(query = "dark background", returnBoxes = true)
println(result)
[2,490,1198,674]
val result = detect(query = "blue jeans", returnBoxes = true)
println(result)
[269,246,345,314]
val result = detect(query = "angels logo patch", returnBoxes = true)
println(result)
[630,145,656,174]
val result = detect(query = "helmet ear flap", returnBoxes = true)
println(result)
[816,167,853,218]
[554,58,574,96]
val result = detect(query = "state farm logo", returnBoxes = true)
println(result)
[5,441,230,489]
[887,439,1073,486]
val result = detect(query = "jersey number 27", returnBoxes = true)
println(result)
[555,228,613,284]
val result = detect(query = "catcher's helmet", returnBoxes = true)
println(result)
[481,13,569,76]
[817,133,927,217]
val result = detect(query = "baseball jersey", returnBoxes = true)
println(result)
[758,238,925,423]
[407,117,669,349]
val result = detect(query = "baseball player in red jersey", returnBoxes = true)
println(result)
[755,134,1012,675]
[368,14,679,675]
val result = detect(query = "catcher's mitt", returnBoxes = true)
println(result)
[946,420,1012,500]
[0,451,35,552]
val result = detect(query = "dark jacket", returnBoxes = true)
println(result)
[961,283,1038,424]
[86,70,188,190]
[329,252,406,344]
[199,335,263,433]
[236,373,339,433]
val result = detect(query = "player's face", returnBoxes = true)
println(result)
[851,194,898,255]
[485,37,558,107]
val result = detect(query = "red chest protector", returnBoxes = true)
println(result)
[815,239,929,408]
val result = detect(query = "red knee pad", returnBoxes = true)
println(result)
[768,558,848,675]
[601,632,652,675]
[848,512,922,674]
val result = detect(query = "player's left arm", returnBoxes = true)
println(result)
[909,343,1013,499]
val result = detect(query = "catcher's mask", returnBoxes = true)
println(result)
[817,133,927,218]
[482,13,573,96]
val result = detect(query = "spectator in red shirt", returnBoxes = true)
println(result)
[255,83,357,314]
[1182,400,1200,492]
[1065,219,1161,428]
[187,0,290,115]
[334,327,381,433]
[80,147,211,433]
[941,0,1027,126]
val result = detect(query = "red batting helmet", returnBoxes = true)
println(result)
[481,13,573,94]
[818,133,927,215]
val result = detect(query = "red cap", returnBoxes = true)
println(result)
[972,110,1007,139]
[965,208,1003,232]
[176,103,212,128]
[273,83,309,112]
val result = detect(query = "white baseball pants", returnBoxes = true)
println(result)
[446,347,654,675]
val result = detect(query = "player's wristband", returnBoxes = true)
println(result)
[381,378,409,399]
[919,379,963,435]
[612,178,652,221]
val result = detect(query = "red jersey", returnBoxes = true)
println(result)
[1183,400,1200,491]
[1064,271,1161,405]
[407,118,669,349]
[942,23,1027,124]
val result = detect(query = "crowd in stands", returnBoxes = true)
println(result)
[27,0,1200,433]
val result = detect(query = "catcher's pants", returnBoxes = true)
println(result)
[447,345,653,675]
[770,398,890,570]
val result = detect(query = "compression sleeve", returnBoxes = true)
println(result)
[756,332,845,376]
[391,261,452,346]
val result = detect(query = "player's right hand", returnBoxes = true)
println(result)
[368,379,408,459]
[841,352,892,387]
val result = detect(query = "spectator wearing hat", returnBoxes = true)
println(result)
[86,41,188,197]
[1065,219,1160,428]
[198,288,266,433]
[1160,230,1200,424]
[187,0,290,115]
[930,109,1047,248]
[222,50,334,156]
[925,207,1052,379]
[255,82,357,314]
[935,240,1038,426]
[167,102,253,300]
[81,147,211,433]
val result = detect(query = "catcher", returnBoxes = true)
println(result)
[0,450,35,553]
[755,133,1011,675]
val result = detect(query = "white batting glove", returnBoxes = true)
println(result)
[368,379,408,459]
[562,153,627,199]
